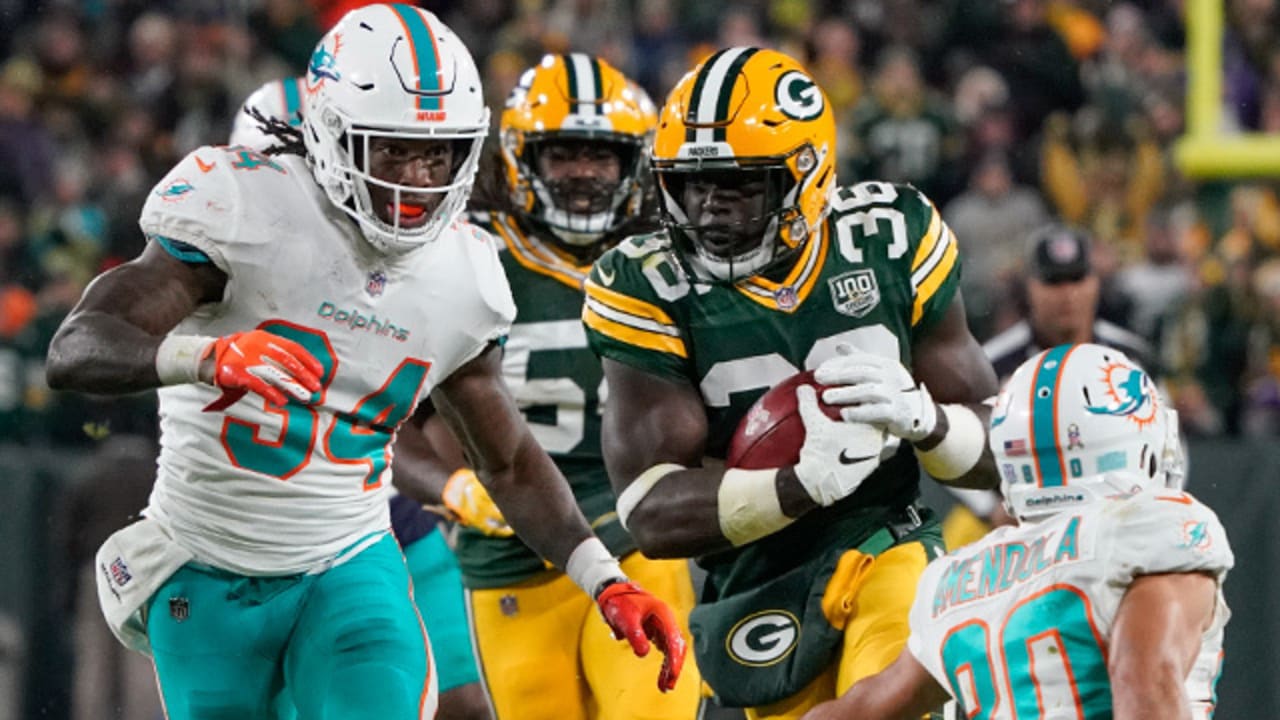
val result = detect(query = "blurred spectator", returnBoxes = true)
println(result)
[979,0,1086,143]
[1040,106,1166,255]
[1114,203,1195,343]
[0,57,56,206]
[1159,256,1253,437]
[943,150,1049,340]
[251,0,323,70]
[984,224,1152,381]
[845,45,965,203]
[629,0,690,100]
[806,16,862,118]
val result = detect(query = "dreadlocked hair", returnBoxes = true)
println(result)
[244,106,307,157]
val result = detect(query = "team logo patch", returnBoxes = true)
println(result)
[169,596,190,622]
[1180,521,1212,552]
[726,610,799,667]
[108,557,132,587]
[366,270,387,297]
[155,179,195,202]
[774,70,824,120]
[827,269,880,318]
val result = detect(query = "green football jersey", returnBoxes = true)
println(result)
[455,211,633,589]
[584,181,961,593]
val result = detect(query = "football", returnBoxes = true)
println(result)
[726,370,843,469]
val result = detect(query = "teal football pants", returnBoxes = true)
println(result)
[146,532,434,720]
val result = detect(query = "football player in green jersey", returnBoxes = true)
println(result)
[582,47,1001,719]
[398,54,705,719]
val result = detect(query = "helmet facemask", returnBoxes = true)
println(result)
[656,144,823,283]
[308,111,487,254]
[516,135,646,246]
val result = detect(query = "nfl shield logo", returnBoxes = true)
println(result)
[828,270,880,317]
[366,270,387,297]
[499,594,519,617]
[169,597,190,622]
[774,286,798,310]
[108,557,132,587]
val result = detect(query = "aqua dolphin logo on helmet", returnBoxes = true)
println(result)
[1086,361,1158,428]
[307,35,343,87]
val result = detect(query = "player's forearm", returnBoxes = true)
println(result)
[46,310,167,394]
[620,464,817,558]
[484,432,595,568]
[1110,664,1193,720]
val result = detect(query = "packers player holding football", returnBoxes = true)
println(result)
[401,54,705,719]
[584,47,1000,718]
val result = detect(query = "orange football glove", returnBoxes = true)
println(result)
[202,329,323,411]
[596,581,688,692]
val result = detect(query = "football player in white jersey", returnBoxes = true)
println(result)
[230,75,492,720]
[801,342,1233,720]
[45,6,686,720]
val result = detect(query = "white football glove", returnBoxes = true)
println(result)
[793,385,886,506]
[815,344,938,443]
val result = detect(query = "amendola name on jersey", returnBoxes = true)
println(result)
[908,489,1233,719]
[138,145,515,575]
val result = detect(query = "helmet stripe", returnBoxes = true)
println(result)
[685,47,757,144]
[565,53,599,116]
[282,77,303,127]
[1029,344,1077,487]
[389,4,444,112]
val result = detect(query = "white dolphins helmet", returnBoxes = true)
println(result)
[230,76,305,150]
[301,4,489,254]
[989,343,1183,523]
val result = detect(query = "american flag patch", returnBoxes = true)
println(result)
[109,557,132,587]
[1003,439,1029,456]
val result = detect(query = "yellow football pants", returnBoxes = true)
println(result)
[467,553,702,720]
[744,540,932,720]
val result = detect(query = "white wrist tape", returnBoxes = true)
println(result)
[566,537,626,597]
[916,403,986,481]
[718,467,794,547]
[616,463,683,531]
[155,334,216,386]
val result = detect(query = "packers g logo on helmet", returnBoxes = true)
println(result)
[775,71,824,120]
[652,47,837,282]
[499,53,656,246]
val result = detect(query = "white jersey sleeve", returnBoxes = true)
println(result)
[139,145,255,272]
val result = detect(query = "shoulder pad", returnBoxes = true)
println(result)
[1099,490,1234,585]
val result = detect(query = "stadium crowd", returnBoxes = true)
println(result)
[4,0,1280,444]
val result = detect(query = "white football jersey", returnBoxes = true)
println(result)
[909,489,1233,719]
[138,145,515,575]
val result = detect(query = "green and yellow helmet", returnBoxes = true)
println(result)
[653,47,837,281]
[499,53,656,245]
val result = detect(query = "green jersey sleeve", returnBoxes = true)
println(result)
[898,184,961,334]
[583,234,690,382]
